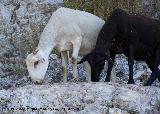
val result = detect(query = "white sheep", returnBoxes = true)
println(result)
[26,7,105,84]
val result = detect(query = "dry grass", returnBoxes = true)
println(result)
[64,0,142,20]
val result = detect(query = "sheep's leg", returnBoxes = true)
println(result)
[67,51,71,65]
[105,59,114,82]
[71,38,82,81]
[158,75,160,82]
[105,52,115,82]
[157,61,160,82]
[156,49,160,82]
[144,68,160,86]
[71,57,78,81]
[61,51,68,82]
[128,45,135,84]
[84,61,91,82]
[145,47,160,86]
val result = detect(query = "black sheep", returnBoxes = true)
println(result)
[78,9,160,85]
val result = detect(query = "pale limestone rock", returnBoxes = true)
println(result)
[0,83,160,114]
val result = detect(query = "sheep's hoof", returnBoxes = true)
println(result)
[144,83,150,86]
[70,77,78,82]
[60,80,67,83]
[104,78,110,82]
[158,76,160,82]
[144,81,152,86]
[60,78,67,83]
[127,80,135,84]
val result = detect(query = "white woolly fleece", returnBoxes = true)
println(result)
[26,7,105,83]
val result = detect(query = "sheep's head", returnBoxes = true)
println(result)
[26,50,49,84]
[78,52,109,82]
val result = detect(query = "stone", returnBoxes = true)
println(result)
[0,83,160,114]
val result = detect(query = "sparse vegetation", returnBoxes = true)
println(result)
[64,0,142,20]
[8,63,26,75]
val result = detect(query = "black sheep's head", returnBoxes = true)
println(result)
[78,52,109,82]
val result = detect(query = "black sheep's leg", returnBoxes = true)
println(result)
[91,73,97,82]
[157,64,160,82]
[105,59,114,82]
[144,68,160,86]
[158,75,160,82]
[128,45,135,84]
[105,52,115,82]
[145,47,160,86]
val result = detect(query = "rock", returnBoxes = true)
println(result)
[140,0,160,19]
[0,0,63,90]
[109,108,129,114]
[0,0,160,90]
[83,94,95,104]
[0,83,160,114]
[0,1,160,113]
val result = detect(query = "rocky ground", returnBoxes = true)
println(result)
[0,83,160,114]
[0,0,160,114]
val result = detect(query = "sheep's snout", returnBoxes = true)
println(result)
[34,80,43,85]
[32,79,43,85]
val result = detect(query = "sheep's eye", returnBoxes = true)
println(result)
[34,61,39,68]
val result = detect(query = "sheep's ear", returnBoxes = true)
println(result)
[34,58,45,68]
[78,54,89,64]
